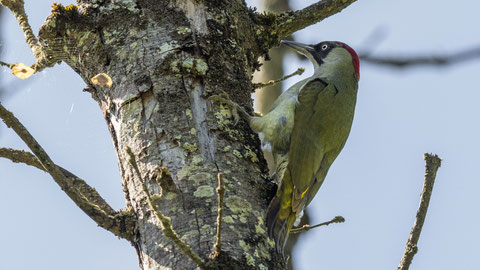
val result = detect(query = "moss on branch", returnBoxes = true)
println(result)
[276,0,357,38]
[0,0,40,56]
[254,0,357,49]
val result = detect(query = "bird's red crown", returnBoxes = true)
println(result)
[336,42,360,80]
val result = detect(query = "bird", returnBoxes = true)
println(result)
[259,40,360,255]
[209,39,360,255]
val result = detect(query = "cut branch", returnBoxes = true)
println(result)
[275,0,357,39]
[290,215,345,234]
[360,46,480,68]
[397,153,442,270]
[126,147,205,269]
[0,103,135,241]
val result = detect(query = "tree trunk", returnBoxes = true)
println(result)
[40,1,277,269]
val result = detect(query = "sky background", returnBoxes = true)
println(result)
[1,0,480,269]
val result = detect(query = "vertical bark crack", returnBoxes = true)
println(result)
[194,208,202,251]
[189,80,216,162]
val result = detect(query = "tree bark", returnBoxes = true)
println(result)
[39,1,275,269]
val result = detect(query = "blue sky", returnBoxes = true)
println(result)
[1,0,480,269]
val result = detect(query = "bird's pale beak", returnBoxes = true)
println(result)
[281,40,315,58]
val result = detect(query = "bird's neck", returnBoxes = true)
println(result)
[313,59,357,91]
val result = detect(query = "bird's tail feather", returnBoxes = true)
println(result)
[266,188,296,255]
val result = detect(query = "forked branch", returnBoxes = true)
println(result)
[0,0,54,75]
[0,103,135,241]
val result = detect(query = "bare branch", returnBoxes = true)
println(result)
[290,216,345,234]
[0,147,44,170]
[254,0,357,51]
[275,0,357,39]
[398,153,442,270]
[211,173,226,259]
[0,103,135,241]
[0,0,58,74]
[254,67,305,89]
[126,147,205,269]
[360,46,480,68]
[0,60,14,68]
[0,0,40,57]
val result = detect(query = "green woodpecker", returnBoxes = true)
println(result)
[208,39,359,254]
[256,40,360,254]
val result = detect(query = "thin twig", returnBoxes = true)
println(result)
[397,153,442,270]
[254,67,305,89]
[360,46,480,68]
[290,216,345,234]
[0,103,135,241]
[0,60,14,68]
[126,147,205,269]
[211,173,226,259]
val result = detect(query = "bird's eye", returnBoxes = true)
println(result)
[321,44,328,50]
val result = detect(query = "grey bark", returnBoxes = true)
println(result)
[40,1,275,269]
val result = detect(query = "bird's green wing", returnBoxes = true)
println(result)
[268,77,311,112]
[287,78,338,212]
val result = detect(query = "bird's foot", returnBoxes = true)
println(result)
[207,91,248,125]
[207,91,236,111]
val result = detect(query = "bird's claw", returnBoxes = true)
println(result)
[207,93,242,125]
[207,90,231,111]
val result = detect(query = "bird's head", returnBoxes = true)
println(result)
[281,40,360,81]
